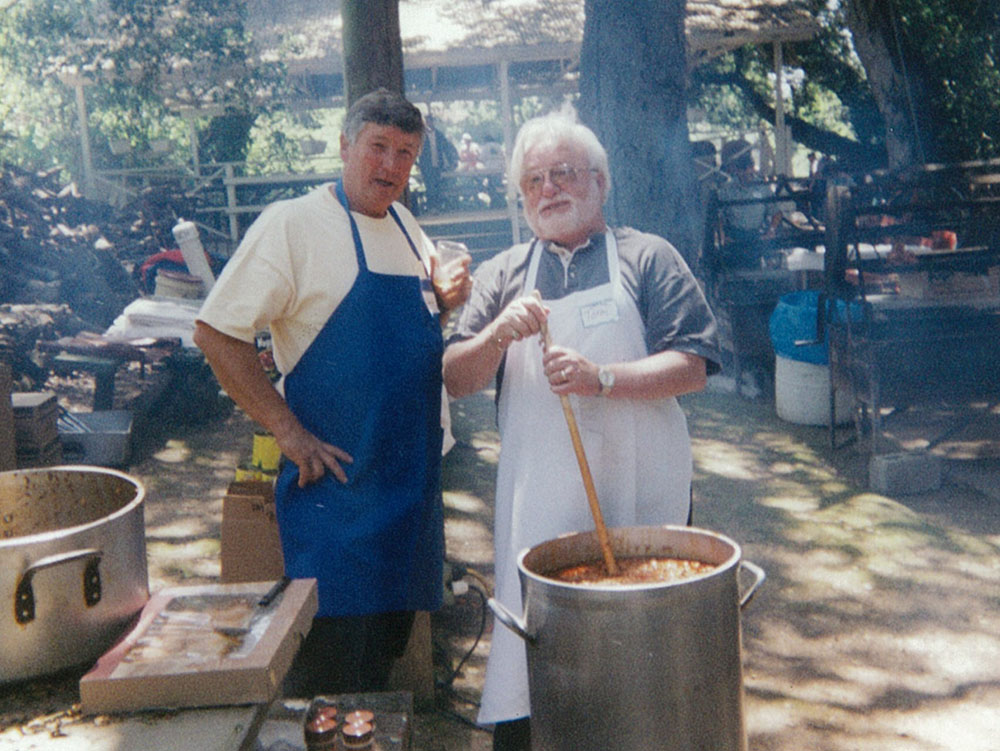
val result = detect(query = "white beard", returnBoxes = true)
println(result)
[527,190,604,245]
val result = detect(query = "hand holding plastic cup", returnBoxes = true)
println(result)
[433,240,473,311]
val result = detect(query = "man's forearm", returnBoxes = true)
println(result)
[603,350,707,401]
[442,324,508,398]
[193,321,302,441]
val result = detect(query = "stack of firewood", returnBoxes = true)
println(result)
[0,162,200,387]
[0,163,202,324]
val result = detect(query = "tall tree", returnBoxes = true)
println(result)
[341,0,405,105]
[846,0,1000,166]
[578,0,700,265]
[843,0,926,168]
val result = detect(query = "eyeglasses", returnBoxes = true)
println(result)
[520,163,599,197]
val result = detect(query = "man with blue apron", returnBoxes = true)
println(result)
[444,113,720,750]
[195,90,471,696]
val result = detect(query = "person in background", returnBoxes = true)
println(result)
[458,132,482,171]
[442,111,721,751]
[715,139,776,267]
[193,89,471,697]
[417,113,459,213]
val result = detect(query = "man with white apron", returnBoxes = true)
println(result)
[444,113,720,751]
[195,90,471,697]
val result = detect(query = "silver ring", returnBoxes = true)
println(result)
[511,330,521,341]
[562,367,570,380]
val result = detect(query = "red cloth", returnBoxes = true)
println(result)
[138,249,191,293]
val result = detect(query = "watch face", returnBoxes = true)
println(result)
[599,368,614,391]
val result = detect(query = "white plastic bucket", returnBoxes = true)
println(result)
[775,355,852,426]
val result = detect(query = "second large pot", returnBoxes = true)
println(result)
[1,466,149,684]
[489,525,764,751]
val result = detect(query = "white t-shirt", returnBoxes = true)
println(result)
[197,183,455,451]
[198,183,435,375]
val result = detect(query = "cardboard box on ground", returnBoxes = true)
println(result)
[219,476,434,706]
[220,479,285,584]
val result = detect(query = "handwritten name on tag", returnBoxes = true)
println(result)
[579,299,618,328]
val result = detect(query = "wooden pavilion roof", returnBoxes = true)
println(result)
[247,0,820,102]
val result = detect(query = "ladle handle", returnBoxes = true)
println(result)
[533,290,618,576]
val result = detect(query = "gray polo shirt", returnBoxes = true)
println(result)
[449,226,721,385]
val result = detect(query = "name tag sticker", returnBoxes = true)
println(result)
[421,277,441,315]
[579,299,618,328]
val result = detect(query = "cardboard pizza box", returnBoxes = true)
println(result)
[80,578,316,714]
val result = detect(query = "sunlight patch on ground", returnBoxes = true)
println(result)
[785,563,874,599]
[146,538,219,558]
[818,492,921,525]
[749,621,975,707]
[444,490,488,515]
[888,685,1000,751]
[145,517,211,539]
[862,629,1000,687]
[758,492,822,513]
[153,439,191,463]
[469,435,500,464]
[754,431,824,460]
[192,449,242,471]
[693,437,763,480]
[443,518,493,567]
[146,538,221,589]
[955,554,1000,579]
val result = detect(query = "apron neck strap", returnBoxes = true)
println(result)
[333,181,423,272]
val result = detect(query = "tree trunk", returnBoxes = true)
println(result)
[578,0,700,265]
[341,0,405,104]
[340,0,410,207]
[844,0,926,168]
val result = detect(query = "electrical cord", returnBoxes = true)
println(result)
[439,580,488,690]
[438,563,490,694]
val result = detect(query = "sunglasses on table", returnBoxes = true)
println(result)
[520,163,599,197]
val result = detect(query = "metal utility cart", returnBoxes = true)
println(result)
[822,162,1000,454]
[702,176,827,384]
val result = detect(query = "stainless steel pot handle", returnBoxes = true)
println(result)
[15,548,103,625]
[487,597,536,645]
[738,560,766,610]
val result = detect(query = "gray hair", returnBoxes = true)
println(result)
[509,109,611,197]
[342,88,425,145]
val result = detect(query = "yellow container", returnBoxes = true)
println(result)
[234,462,277,483]
[252,430,282,472]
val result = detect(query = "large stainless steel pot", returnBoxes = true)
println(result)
[489,525,765,751]
[1,466,149,683]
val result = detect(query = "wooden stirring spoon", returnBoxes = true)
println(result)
[533,290,619,576]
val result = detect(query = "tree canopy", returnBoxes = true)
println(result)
[2,0,999,180]
[691,0,1000,171]
[0,0,284,171]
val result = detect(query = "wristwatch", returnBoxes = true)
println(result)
[597,366,615,397]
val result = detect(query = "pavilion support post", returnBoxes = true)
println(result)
[773,41,791,176]
[225,163,239,243]
[499,59,521,245]
[184,112,201,177]
[59,73,96,199]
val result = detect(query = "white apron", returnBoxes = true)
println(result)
[478,231,693,725]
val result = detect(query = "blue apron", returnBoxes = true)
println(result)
[275,182,445,617]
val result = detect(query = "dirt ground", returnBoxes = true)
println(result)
[3,368,1000,750]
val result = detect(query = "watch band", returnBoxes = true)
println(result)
[598,366,615,396]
